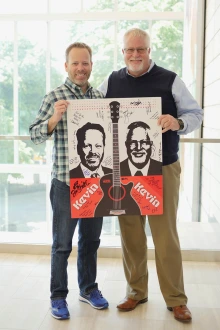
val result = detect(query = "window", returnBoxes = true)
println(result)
[0,0,184,241]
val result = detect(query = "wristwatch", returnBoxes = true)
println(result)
[177,118,184,131]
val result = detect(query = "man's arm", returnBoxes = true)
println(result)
[29,95,53,145]
[172,75,203,135]
[29,96,68,145]
[48,100,69,133]
[158,75,203,134]
[97,76,109,96]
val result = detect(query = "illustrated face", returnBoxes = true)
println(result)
[79,129,104,171]
[122,35,151,77]
[126,127,152,169]
[65,47,93,93]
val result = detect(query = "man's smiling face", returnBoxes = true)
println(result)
[79,129,104,171]
[127,126,152,169]
[65,47,93,93]
[122,35,151,77]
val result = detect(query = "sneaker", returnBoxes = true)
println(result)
[79,288,109,310]
[51,299,70,320]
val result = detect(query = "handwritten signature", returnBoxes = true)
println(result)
[71,111,84,125]
[108,122,112,133]
[96,110,104,121]
[123,109,134,124]
[146,102,152,115]
[69,157,78,164]
[158,142,162,162]
[103,156,113,167]
[150,111,159,120]
[71,180,90,197]
[147,177,161,189]
[130,99,142,106]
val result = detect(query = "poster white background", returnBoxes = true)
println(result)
[67,97,162,171]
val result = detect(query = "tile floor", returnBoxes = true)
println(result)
[0,253,220,329]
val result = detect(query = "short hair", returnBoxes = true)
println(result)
[126,121,151,142]
[76,122,106,154]
[123,28,150,47]
[65,42,92,62]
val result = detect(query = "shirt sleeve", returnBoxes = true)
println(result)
[97,76,110,96]
[172,75,203,135]
[29,94,54,145]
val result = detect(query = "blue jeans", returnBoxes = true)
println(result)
[50,178,103,300]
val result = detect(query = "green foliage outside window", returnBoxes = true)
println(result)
[0,0,184,232]
[0,0,183,164]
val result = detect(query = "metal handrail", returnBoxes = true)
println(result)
[0,136,220,143]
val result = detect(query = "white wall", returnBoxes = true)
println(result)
[202,0,220,222]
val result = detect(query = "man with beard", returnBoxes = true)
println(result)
[98,27,203,323]
[30,42,109,321]
[70,122,112,178]
[120,121,162,176]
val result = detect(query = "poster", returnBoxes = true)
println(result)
[67,97,163,218]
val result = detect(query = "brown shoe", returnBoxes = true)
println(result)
[167,305,192,322]
[117,297,148,312]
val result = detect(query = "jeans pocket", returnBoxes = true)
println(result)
[52,178,69,192]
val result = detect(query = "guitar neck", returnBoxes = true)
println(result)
[112,123,121,186]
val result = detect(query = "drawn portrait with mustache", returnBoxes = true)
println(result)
[70,122,112,178]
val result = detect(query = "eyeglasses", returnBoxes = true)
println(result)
[128,140,153,150]
[123,48,149,54]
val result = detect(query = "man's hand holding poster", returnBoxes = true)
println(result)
[67,97,163,218]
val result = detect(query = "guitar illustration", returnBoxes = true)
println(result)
[94,101,140,216]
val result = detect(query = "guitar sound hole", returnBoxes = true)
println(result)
[108,185,126,201]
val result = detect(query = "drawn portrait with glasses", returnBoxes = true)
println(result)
[120,121,162,176]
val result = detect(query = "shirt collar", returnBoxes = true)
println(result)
[64,77,92,94]
[80,163,104,178]
[128,159,151,176]
[126,60,154,77]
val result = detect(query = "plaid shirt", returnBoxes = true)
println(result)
[29,77,104,185]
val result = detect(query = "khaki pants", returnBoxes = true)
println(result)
[118,160,187,307]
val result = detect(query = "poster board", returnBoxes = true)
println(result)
[67,97,163,218]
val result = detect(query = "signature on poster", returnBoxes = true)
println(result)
[94,101,140,216]
[145,102,152,115]
[150,111,159,119]
[71,180,90,197]
[147,177,161,189]
[69,156,78,165]
[96,109,104,121]
[153,131,159,139]
[103,156,112,168]
[130,99,142,106]
[108,122,112,133]
[73,183,99,210]
[158,142,162,161]
[67,97,163,218]
[71,111,84,125]
[134,182,160,207]
[123,109,134,124]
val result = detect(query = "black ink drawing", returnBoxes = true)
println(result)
[95,101,140,216]
[69,122,112,179]
[67,97,163,218]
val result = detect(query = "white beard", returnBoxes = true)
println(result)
[127,60,144,74]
